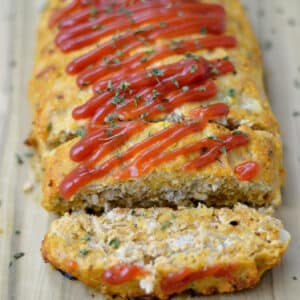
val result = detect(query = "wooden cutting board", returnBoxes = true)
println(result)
[0,0,299,299]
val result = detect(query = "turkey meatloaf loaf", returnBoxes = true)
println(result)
[28,0,280,154]
[41,204,290,298]
[28,0,284,213]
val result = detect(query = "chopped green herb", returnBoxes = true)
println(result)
[116,49,123,57]
[104,113,118,127]
[14,252,25,260]
[158,104,165,111]
[15,230,21,235]
[107,80,113,91]
[89,6,98,17]
[199,85,207,92]
[232,130,244,135]
[200,27,207,34]
[161,220,172,230]
[263,40,273,50]
[169,40,183,50]
[82,234,91,242]
[120,80,130,91]
[75,128,86,137]
[16,154,24,165]
[220,146,227,154]
[210,68,219,75]
[140,112,149,120]
[79,249,90,256]
[112,33,120,41]
[9,261,13,267]
[105,128,113,137]
[181,86,190,92]
[130,209,136,216]
[115,150,122,158]
[292,276,298,281]
[24,152,34,158]
[227,88,236,97]
[292,111,300,117]
[113,58,121,65]
[159,22,167,27]
[177,11,184,17]
[152,89,160,99]
[103,56,110,66]
[152,68,164,76]
[47,122,52,132]
[111,95,125,105]
[185,53,199,59]
[190,65,198,73]
[146,49,155,56]
[172,78,180,88]
[109,238,120,249]
[134,95,141,107]
[208,135,219,141]
[223,56,230,61]
[140,56,148,63]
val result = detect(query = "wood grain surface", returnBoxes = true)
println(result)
[0,0,299,299]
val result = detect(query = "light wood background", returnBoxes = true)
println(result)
[0,0,299,299]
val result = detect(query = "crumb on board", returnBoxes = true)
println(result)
[22,182,34,193]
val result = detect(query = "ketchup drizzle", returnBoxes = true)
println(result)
[47,0,260,198]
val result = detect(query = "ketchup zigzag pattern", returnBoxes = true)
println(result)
[48,0,259,198]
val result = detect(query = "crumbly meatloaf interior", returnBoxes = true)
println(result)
[41,204,290,298]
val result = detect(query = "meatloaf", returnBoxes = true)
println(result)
[28,0,284,212]
[41,204,290,299]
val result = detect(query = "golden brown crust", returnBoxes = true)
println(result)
[41,204,290,298]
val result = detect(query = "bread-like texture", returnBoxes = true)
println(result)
[28,0,280,155]
[42,123,283,214]
[41,204,290,299]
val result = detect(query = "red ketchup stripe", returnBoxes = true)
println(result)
[77,36,236,87]
[50,0,156,28]
[67,34,141,74]
[66,15,229,74]
[58,14,225,52]
[56,3,224,46]
[59,2,223,29]
[77,36,237,88]
[234,161,260,181]
[83,121,147,168]
[161,264,237,295]
[70,124,125,162]
[102,264,148,285]
[182,134,249,171]
[93,57,231,96]
[114,103,232,180]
